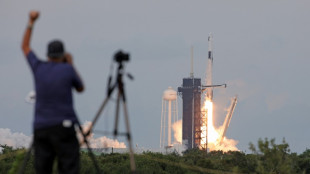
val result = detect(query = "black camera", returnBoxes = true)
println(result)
[114,50,130,63]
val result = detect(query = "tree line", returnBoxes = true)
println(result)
[1,138,310,174]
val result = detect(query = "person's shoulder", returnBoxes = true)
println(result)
[27,50,43,66]
[27,50,36,59]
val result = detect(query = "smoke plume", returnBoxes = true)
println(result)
[172,120,182,144]
[0,128,32,152]
[78,121,126,148]
[0,122,127,153]
[208,137,239,152]
[205,124,239,152]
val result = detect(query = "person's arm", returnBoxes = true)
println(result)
[73,68,84,93]
[64,53,85,93]
[22,11,39,57]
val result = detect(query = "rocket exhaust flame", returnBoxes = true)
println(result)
[200,98,239,152]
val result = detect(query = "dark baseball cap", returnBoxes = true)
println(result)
[47,40,65,58]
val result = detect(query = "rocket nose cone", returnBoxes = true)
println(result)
[208,33,213,41]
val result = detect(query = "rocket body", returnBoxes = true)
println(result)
[206,33,213,101]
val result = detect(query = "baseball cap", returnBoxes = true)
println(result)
[47,40,65,58]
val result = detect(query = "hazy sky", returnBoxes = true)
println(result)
[1,0,310,153]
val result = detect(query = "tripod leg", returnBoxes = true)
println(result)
[87,75,117,136]
[113,91,121,137]
[18,142,33,174]
[121,100,136,173]
[117,73,136,173]
[77,123,102,174]
[88,97,110,136]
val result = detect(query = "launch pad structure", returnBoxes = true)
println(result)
[178,77,202,149]
[178,34,229,150]
[159,33,237,151]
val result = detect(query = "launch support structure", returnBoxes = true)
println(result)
[178,34,227,150]
[178,47,202,149]
[178,77,202,149]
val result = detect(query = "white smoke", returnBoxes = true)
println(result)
[0,122,127,154]
[208,137,239,152]
[172,120,182,144]
[206,124,239,152]
[0,128,32,152]
[78,121,126,148]
[171,119,238,152]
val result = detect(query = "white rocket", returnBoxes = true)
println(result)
[203,33,226,100]
[204,33,238,145]
[206,33,214,100]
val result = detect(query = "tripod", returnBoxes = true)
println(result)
[85,52,136,173]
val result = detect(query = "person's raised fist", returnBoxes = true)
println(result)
[29,11,39,22]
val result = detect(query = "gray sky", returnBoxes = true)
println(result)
[1,0,310,153]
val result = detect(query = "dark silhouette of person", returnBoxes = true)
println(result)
[22,10,84,174]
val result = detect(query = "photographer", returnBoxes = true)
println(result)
[22,11,84,174]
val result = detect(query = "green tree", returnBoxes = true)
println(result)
[249,138,296,174]
[297,149,310,173]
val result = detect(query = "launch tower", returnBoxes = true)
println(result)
[178,77,201,149]
[178,35,227,150]
[178,47,202,149]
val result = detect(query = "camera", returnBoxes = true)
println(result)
[114,50,130,63]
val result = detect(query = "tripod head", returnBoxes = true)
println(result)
[107,50,133,96]
[114,50,130,63]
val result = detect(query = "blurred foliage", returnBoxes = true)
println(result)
[1,138,310,174]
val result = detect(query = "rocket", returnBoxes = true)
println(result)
[203,33,226,100]
[206,33,214,100]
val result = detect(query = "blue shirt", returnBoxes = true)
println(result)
[27,51,83,130]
